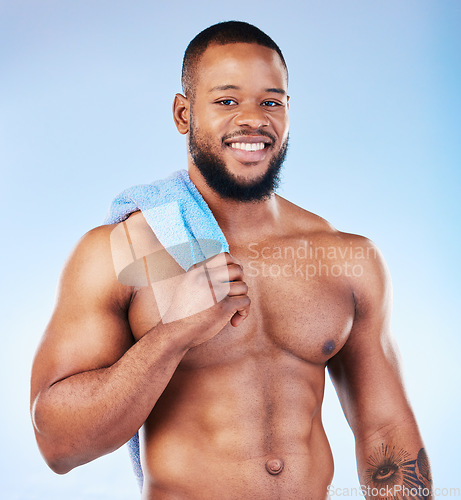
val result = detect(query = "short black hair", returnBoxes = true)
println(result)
[182,21,288,99]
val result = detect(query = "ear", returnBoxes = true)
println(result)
[286,95,290,109]
[173,93,190,135]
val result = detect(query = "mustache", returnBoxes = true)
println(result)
[221,129,276,144]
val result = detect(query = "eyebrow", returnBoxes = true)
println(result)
[208,85,286,95]
[265,88,286,95]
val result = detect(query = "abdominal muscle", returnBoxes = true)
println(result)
[141,353,334,500]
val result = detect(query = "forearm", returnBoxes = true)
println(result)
[356,423,433,499]
[32,322,189,473]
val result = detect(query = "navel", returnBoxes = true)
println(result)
[322,340,336,356]
[265,458,284,475]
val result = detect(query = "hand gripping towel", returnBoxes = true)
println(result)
[104,169,229,491]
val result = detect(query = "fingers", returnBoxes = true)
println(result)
[187,253,251,328]
[227,295,251,327]
[225,280,248,297]
[204,252,243,270]
[207,263,244,284]
[208,255,249,326]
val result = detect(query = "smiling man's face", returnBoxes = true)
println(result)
[186,42,289,201]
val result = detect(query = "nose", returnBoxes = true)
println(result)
[233,103,269,129]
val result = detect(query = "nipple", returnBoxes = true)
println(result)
[322,340,336,356]
[265,458,284,475]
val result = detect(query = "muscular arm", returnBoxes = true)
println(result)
[30,225,191,474]
[30,224,250,474]
[328,238,432,498]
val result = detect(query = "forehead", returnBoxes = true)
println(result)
[194,42,288,93]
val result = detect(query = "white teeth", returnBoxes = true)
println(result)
[229,142,265,151]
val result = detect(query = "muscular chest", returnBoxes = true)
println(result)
[128,240,355,367]
[223,243,354,363]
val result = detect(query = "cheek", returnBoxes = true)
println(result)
[277,113,289,137]
[191,126,223,155]
[195,122,228,150]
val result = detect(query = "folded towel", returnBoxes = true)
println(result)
[104,169,229,491]
[104,169,229,270]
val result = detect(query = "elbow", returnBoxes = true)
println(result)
[44,454,75,475]
[34,434,79,474]
[356,410,418,446]
[33,423,104,475]
[34,431,81,475]
[31,394,79,474]
[39,440,113,475]
[32,416,80,474]
[31,393,121,474]
[38,435,97,475]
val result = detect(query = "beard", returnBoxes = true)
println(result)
[188,118,289,202]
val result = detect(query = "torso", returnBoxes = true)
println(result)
[125,197,360,499]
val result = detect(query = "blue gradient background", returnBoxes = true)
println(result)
[1,1,460,498]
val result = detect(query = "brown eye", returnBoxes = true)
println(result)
[373,464,398,481]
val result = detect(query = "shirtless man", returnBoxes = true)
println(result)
[31,21,432,499]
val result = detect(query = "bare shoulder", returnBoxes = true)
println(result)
[64,211,157,297]
[48,221,138,338]
[277,195,336,235]
[278,195,391,300]
[335,231,391,306]
[60,223,126,304]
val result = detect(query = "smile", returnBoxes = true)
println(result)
[229,142,266,151]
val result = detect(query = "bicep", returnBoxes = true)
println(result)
[31,226,134,399]
[328,316,411,439]
[328,240,415,440]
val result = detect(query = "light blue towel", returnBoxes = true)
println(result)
[104,169,229,491]
[104,169,229,270]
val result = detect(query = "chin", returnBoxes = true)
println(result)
[226,161,271,181]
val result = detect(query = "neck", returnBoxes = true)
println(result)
[188,165,280,243]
